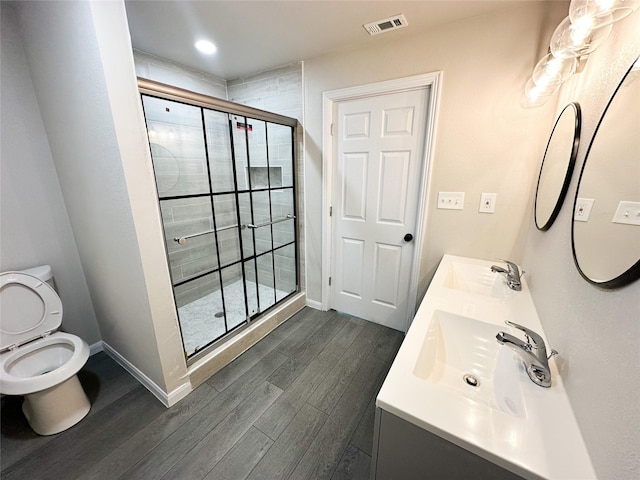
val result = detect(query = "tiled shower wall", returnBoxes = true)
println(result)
[134,49,228,99]
[227,63,303,121]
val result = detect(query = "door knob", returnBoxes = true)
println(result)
[404,233,414,242]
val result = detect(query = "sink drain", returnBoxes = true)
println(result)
[214,311,225,318]
[463,374,480,387]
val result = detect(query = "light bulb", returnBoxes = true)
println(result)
[195,40,217,55]
[570,16,595,44]
[521,77,559,108]
[550,16,612,58]
[570,0,639,27]
[532,53,578,86]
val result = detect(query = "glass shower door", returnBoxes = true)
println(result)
[231,115,298,316]
[141,93,297,359]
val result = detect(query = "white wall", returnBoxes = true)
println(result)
[12,0,188,395]
[303,2,566,305]
[0,3,101,345]
[521,12,640,479]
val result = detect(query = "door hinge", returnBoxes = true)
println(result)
[329,206,333,217]
[329,277,332,286]
[330,123,334,136]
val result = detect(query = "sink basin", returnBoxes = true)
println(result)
[443,261,509,300]
[413,310,525,417]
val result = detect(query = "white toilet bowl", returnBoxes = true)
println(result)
[0,269,91,435]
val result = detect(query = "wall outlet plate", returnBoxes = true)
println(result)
[574,198,594,222]
[479,193,497,213]
[437,192,464,210]
[612,201,640,226]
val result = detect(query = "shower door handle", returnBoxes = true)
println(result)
[174,223,240,245]
[246,214,296,229]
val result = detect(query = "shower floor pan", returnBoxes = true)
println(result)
[178,279,289,356]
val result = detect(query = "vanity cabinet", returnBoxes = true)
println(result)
[371,408,523,480]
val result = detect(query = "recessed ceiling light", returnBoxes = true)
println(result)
[195,40,217,55]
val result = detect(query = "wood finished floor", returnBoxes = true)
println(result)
[1,307,404,480]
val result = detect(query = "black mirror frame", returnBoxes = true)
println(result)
[571,60,640,290]
[534,102,581,231]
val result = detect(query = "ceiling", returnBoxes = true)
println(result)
[125,1,550,80]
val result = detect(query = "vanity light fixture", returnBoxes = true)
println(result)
[522,0,638,108]
[570,0,640,27]
[195,39,217,55]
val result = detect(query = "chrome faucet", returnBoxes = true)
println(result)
[496,320,558,388]
[490,259,523,291]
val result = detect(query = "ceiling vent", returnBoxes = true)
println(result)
[363,14,408,36]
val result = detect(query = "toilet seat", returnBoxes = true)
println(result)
[0,272,63,352]
[0,332,89,395]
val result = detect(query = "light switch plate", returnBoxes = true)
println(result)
[612,201,640,226]
[479,193,497,213]
[574,198,594,222]
[437,192,464,210]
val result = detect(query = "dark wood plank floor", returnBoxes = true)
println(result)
[1,307,404,480]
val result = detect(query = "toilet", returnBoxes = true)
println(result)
[0,266,90,435]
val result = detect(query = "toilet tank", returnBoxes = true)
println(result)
[21,265,54,288]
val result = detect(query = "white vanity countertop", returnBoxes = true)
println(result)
[377,254,596,480]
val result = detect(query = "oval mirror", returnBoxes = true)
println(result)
[572,56,640,288]
[535,102,581,230]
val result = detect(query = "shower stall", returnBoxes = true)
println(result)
[139,80,299,361]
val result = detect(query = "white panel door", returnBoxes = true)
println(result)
[330,88,428,331]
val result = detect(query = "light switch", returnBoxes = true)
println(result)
[437,192,464,210]
[574,198,594,222]
[479,193,497,213]
[612,201,640,226]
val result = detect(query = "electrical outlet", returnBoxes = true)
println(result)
[479,193,497,213]
[612,201,640,226]
[574,198,594,222]
[437,192,464,210]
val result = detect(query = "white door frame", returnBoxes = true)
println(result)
[321,72,442,329]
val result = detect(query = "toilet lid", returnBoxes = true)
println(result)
[0,272,63,351]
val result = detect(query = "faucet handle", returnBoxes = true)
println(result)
[504,320,546,350]
[497,259,523,278]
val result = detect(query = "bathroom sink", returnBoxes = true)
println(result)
[413,310,525,417]
[442,261,509,300]
[378,255,596,479]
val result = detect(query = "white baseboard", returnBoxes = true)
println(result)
[166,382,192,407]
[101,342,191,408]
[89,341,104,356]
[305,298,323,310]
